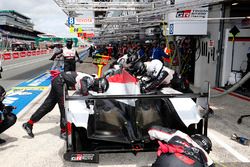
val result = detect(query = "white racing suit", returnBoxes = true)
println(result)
[149,126,214,167]
[117,54,129,68]
[63,47,78,72]
[142,59,175,92]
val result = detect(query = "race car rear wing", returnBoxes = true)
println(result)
[64,82,213,135]
[65,93,208,100]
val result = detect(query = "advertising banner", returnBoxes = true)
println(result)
[42,50,47,54]
[75,18,94,25]
[68,17,95,25]
[13,52,19,59]
[20,51,26,57]
[32,50,37,56]
[168,7,209,35]
[36,50,41,55]
[3,53,11,60]
[27,51,32,56]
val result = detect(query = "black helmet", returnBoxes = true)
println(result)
[66,39,73,48]
[0,85,6,102]
[66,38,73,43]
[92,77,109,93]
[191,134,212,154]
[126,54,138,64]
[130,61,147,76]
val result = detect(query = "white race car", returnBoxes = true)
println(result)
[63,69,211,163]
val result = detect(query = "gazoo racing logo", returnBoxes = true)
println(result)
[176,9,208,18]
[176,10,191,18]
[71,153,95,161]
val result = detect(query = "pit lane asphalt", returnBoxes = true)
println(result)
[0,56,249,167]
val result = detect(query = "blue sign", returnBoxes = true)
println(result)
[68,17,75,25]
[3,90,43,115]
[169,24,174,35]
[17,73,51,87]
[3,72,52,115]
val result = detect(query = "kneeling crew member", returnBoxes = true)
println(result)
[22,71,109,139]
[0,85,17,144]
[149,126,215,167]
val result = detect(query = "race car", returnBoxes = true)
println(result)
[63,69,211,163]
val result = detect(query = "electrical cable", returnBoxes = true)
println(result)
[195,38,201,62]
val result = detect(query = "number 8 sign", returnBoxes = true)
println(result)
[68,17,75,25]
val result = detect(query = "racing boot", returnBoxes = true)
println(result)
[60,129,67,140]
[60,132,67,140]
[22,122,34,138]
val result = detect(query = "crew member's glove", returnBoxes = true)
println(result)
[78,60,83,63]
[49,58,54,61]
[141,86,149,93]
[3,106,16,115]
[85,100,94,109]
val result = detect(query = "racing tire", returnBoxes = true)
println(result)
[73,127,90,152]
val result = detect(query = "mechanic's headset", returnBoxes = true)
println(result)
[92,77,109,93]
[191,134,212,154]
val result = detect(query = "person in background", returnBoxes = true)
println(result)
[151,40,169,62]
[0,85,17,144]
[137,43,145,58]
[106,44,113,57]
[50,43,64,71]
[88,45,94,57]
[22,71,109,139]
[168,41,181,74]
[50,39,82,72]
[0,55,3,78]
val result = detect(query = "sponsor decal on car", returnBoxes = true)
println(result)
[70,153,98,162]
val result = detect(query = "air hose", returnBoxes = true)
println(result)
[211,72,250,98]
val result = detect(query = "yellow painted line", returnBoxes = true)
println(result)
[214,162,228,167]
[7,86,49,93]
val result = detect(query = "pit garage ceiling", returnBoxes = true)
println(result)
[54,0,250,40]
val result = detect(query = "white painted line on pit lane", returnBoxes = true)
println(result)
[209,132,250,162]
[3,56,50,71]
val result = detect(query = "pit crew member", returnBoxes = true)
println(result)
[50,39,82,72]
[22,71,109,139]
[131,59,175,93]
[149,126,215,167]
[0,85,17,144]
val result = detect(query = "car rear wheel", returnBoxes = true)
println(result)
[73,127,90,152]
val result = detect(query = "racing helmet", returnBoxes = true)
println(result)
[66,39,73,49]
[126,53,138,64]
[130,61,147,76]
[191,134,212,154]
[0,85,6,102]
[92,77,109,93]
